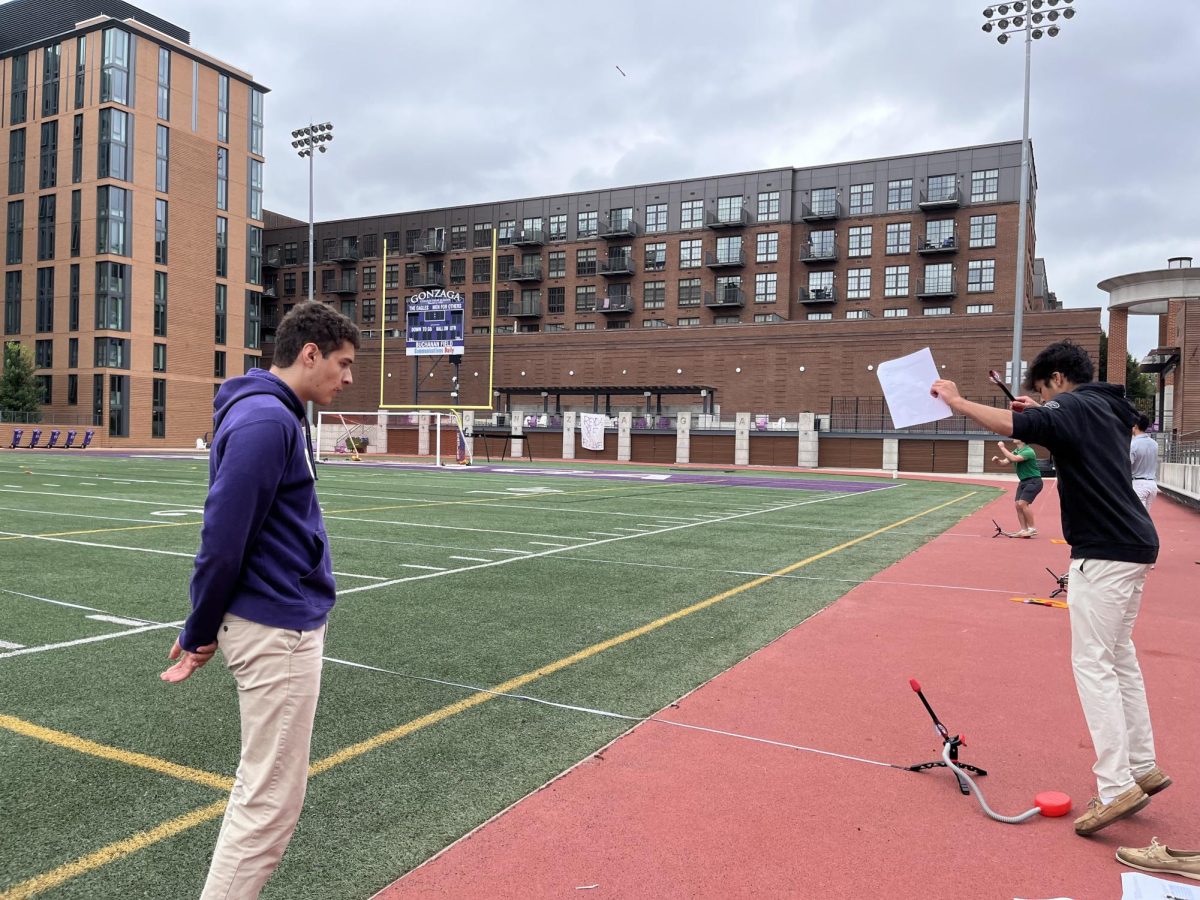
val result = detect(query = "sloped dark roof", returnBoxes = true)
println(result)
[1,0,188,54]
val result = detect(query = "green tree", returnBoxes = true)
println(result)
[0,342,41,420]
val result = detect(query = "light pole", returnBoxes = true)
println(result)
[981,0,1075,393]
[291,122,334,302]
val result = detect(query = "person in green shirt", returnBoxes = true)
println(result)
[992,438,1044,537]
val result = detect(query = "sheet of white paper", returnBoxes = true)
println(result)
[876,347,954,429]
[1121,871,1200,900]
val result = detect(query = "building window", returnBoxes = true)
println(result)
[928,174,956,202]
[541,323,562,332]
[154,272,167,335]
[94,262,128,329]
[808,271,833,297]
[807,312,832,321]
[923,306,952,316]
[756,232,778,263]
[757,191,780,222]
[883,307,909,318]
[215,284,227,344]
[521,216,542,236]
[4,272,21,334]
[385,264,399,290]
[848,226,872,257]
[967,259,996,293]
[6,201,22,264]
[848,183,874,215]
[576,248,597,276]
[360,267,375,292]
[809,228,835,257]
[846,309,870,320]
[216,147,228,210]
[35,268,54,332]
[473,222,492,248]
[10,52,29,124]
[153,343,167,372]
[925,218,955,248]
[361,298,376,323]
[967,303,995,314]
[924,262,953,294]
[575,285,596,312]
[548,214,567,241]
[72,115,83,183]
[155,124,169,192]
[496,255,514,280]
[93,336,129,368]
[447,225,466,251]
[717,195,743,222]
[754,272,777,304]
[449,258,465,283]
[546,250,565,278]
[644,242,666,271]
[34,374,51,405]
[74,36,86,108]
[98,108,130,180]
[643,318,667,328]
[577,210,598,238]
[547,286,565,314]
[886,222,911,254]
[680,239,702,269]
[250,89,264,155]
[681,199,703,229]
[678,278,702,307]
[247,158,263,220]
[100,28,130,104]
[884,265,909,297]
[971,169,999,203]
[887,178,912,211]
[157,47,171,119]
[382,231,399,254]
[713,315,740,325]
[154,199,168,264]
[846,267,871,299]
[68,373,78,404]
[245,291,261,349]
[217,73,229,143]
[152,378,166,438]
[715,235,742,264]
[498,220,515,245]
[643,281,666,309]
[646,203,668,233]
[810,188,837,217]
[39,121,58,189]
[574,321,595,331]
[216,216,228,277]
[9,129,27,194]
[470,291,489,318]
[677,316,700,327]
[969,214,997,248]
[96,186,130,256]
[214,350,226,378]
[606,319,630,330]
[467,257,489,285]
[69,264,79,330]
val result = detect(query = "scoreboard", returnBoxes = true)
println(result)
[405,289,466,357]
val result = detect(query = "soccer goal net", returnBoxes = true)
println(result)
[313,410,473,466]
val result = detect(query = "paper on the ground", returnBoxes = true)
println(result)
[1122,871,1200,899]
[876,347,953,429]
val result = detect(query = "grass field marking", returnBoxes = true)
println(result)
[323,515,598,542]
[0,798,229,900]
[0,621,183,660]
[1,587,108,613]
[335,489,874,597]
[0,504,165,525]
[330,570,391,581]
[29,520,202,540]
[0,530,197,557]
[0,486,202,508]
[310,491,976,774]
[0,713,232,791]
[321,480,663,516]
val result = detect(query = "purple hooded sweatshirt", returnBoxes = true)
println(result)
[178,369,335,652]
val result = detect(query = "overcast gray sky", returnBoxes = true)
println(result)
[175,0,1199,360]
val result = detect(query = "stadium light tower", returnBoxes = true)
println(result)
[291,122,335,302]
[981,0,1076,393]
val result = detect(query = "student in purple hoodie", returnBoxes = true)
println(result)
[162,301,358,899]
[932,340,1164,839]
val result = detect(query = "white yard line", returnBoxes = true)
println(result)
[0,531,196,557]
[0,621,182,660]
[448,555,491,562]
[1,587,108,612]
[0,640,25,649]
[0,505,163,525]
[331,571,390,581]
[322,515,592,542]
[399,564,448,571]
[527,541,572,548]
[87,614,150,627]
[0,487,197,508]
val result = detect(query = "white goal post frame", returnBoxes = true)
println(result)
[314,409,474,466]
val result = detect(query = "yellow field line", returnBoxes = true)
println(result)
[0,714,232,791]
[0,800,229,900]
[2,491,973,897]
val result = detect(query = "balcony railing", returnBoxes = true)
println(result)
[704,249,745,268]
[916,277,956,298]
[599,293,634,313]
[506,296,542,317]
[917,233,958,254]
[599,256,636,276]
[410,270,446,289]
[705,207,750,228]
[263,247,282,268]
[601,215,640,239]
[511,227,545,247]
[798,286,837,304]
[328,275,358,295]
[508,263,543,282]
[415,236,446,255]
[705,287,745,308]
[262,284,278,299]
[799,241,837,263]
[329,242,360,263]
[918,186,962,210]
[801,199,841,222]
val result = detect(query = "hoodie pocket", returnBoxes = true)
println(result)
[299,530,334,598]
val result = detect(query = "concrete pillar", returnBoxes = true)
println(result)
[797,412,818,468]
[1108,306,1129,385]
[882,438,899,473]
[734,412,751,466]
[676,412,691,464]
[562,411,576,460]
[1177,298,1199,439]
[462,410,475,460]
[967,439,985,474]
[418,412,430,455]
[510,415,523,459]
[617,411,632,462]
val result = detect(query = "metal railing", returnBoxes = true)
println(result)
[828,395,1007,434]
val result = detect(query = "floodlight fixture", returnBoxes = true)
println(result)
[997,32,1009,43]
[1047,24,1060,35]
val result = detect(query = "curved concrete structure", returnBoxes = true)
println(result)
[1098,267,1200,316]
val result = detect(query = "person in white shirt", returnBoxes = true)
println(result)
[1130,415,1159,511]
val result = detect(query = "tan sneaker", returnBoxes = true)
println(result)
[1135,766,1172,797]
[1074,785,1150,836]
[1116,837,1200,880]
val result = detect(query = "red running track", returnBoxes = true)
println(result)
[377,484,1200,900]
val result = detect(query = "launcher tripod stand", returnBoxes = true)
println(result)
[905,679,987,795]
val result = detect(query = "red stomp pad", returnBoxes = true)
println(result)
[1034,791,1072,817]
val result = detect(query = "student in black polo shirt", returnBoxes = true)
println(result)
[932,340,1165,837]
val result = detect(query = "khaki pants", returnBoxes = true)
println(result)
[201,614,326,900]
[1067,558,1156,801]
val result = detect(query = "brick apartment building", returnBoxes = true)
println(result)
[263,140,1099,421]
[2,0,266,446]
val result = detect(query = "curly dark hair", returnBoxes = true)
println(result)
[272,301,360,367]
[1024,339,1095,391]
